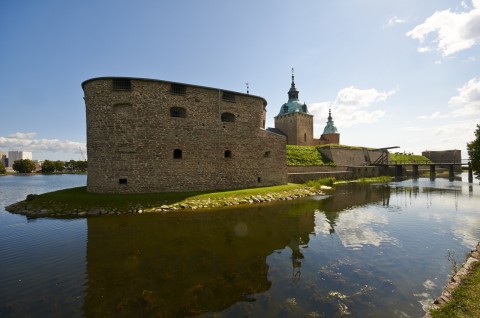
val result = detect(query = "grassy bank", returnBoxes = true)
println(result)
[429,261,480,318]
[286,145,334,166]
[5,183,325,217]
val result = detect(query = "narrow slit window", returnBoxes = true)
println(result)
[170,107,186,118]
[173,149,182,159]
[112,79,131,90]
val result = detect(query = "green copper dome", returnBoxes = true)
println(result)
[323,109,338,134]
[277,72,310,115]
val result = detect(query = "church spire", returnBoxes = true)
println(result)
[323,107,338,134]
[288,67,299,101]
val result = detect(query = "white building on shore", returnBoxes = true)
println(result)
[7,151,33,167]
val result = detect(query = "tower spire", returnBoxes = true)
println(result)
[288,68,299,101]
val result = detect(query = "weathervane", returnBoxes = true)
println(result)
[291,67,295,83]
[246,82,249,94]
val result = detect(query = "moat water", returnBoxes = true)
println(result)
[1,174,480,317]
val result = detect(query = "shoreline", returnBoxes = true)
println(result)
[4,185,329,218]
[424,243,480,317]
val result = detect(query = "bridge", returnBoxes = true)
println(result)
[365,147,474,183]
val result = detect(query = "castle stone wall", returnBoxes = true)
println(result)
[83,77,286,193]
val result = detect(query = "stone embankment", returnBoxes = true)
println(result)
[424,243,480,318]
[5,187,328,218]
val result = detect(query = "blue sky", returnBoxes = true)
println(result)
[1,0,479,161]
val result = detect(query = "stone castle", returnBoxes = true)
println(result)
[82,73,340,194]
[82,77,286,193]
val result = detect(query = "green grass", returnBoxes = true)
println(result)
[16,183,307,213]
[358,176,393,183]
[430,262,480,318]
[316,144,374,150]
[286,145,333,166]
[305,177,336,189]
[390,153,432,164]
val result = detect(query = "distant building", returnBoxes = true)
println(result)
[7,151,33,167]
[422,150,462,172]
[82,77,287,194]
[273,72,340,146]
[0,151,7,167]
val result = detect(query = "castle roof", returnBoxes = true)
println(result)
[323,108,338,134]
[277,71,310,116]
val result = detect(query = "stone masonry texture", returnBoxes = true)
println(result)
[82,77,287,193]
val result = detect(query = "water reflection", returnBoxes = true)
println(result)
[84,203,316,317]
[314,183,395,249]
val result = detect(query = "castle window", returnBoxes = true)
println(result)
[222,91,235,102]
[224,150,232,158]
[304,133,307,142]
[171,84,186,95]
[221,112,235,122]
[173,149,183,159]
[283,105,288,113]
[170,107,186,118]
[119,178,128,185]
[257,177,261,183]
[264,151,271,158]
[112,79,131,90]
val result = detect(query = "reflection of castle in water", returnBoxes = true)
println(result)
[84,203,315,317]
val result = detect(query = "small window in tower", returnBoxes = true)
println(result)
[173,149,182,159]
[224,150,232,158]
[171,84,186,95]
[222,91,235,102]
[119,178,128,185]
[170,107,186,118]
[221,112,235,122]
[283,105,288,113]
[304,133,307,142]
[257,177,261,183]
[264,151,271,158]
[112,79,131,90]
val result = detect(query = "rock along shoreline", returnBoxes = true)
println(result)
[424,243,480,318]
[4,186,329,218]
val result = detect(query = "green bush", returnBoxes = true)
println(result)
[305,177,336,189]
[0,162,6,174]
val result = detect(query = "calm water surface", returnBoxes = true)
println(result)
[1,174,480,317]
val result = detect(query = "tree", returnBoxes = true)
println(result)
[12,159,36,173]
[467,124,480,174]
[0,162,6,174]
[54,160,65,172]
[42,160,55,173]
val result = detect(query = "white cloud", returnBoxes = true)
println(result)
[0,132,85,154]
[416,111,449,120]
[406,2,480,56]
[310,86,396,131]
[449,77,480,115]
[388,16,409,26]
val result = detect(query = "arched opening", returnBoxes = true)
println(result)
[221,112,235,122]
[170,107,186,118]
